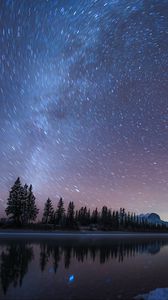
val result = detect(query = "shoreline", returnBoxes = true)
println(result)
[1,230,168,238]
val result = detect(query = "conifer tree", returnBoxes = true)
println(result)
[5,177,23,225]
[78,206,89,225]
[101,206,108,227]
[42,198,54,224]
[107,209,112,227]
[66,201,75,227]
[26,185,39,223]
[55,197,65,226]
[21,184,29,224]
[115,210,119,229]
[87,208,91,225]
[91,208,98,224]
[119,208,125,227]
[75,210,79,224]
[5,178,39,225]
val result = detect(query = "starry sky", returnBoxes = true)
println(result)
[0,0,168,219]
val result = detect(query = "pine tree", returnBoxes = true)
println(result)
[5,178,39,226]
[107,209,112,227]
[55,197,65,226]
[87,209,91,225]
[26,185,39,223]
[91,208,98,224]
[21,184,29,224]
[115,210,119,229]
[66,201,75,228]
[119,208,125,227]
[78,206,88,226]
[42,198,54,224]
[101,206,108,227]
[5,178,23,225]
[75,210,79,224]
[78,207,83,225]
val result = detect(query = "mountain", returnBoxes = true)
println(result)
[139,213,168,226]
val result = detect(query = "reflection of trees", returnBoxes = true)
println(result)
[53,246,60,272]
[40,244,50,272]
[64,246,72,269]
[39,243,60,273]
[1,238,167,296]
[39,239,168,271]
[0,242,33,294]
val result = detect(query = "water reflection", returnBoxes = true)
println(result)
[0,237,168,297]
[0,241,33,294]
[39,238,167,271]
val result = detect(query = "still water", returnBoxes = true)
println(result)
[0,235,168,300]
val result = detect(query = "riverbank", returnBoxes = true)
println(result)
[1,230,168,239]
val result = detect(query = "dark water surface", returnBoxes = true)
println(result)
[1,234,168,300]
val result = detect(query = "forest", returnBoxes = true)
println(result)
[2,177,168,232]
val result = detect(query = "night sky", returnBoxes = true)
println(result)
[0,0,168,219]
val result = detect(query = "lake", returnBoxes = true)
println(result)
[0,234,168,300]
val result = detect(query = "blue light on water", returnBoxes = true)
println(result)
[69,275,75,282]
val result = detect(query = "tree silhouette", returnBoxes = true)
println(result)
[42,198,54,224]
[5,178,39,226]
[55,197,65,226]
[66,201,75,228]
[5,178,23,225]
[91,207,99,224]
[101,206,109,228]
[25,185,39,224]
[4,177,168,232]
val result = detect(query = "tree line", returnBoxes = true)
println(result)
[4,177,168,231]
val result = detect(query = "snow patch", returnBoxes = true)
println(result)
[134,288,168,300]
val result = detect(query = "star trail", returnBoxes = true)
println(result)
[0,0,168,218]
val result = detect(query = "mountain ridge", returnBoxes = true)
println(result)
[139,213,168,225]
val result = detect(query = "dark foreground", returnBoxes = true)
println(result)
[0,234,168,300]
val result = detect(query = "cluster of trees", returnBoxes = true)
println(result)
[4,178,168,231]
[42,197,75,228]
[5,178,39,225]
[42,199,168,231]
